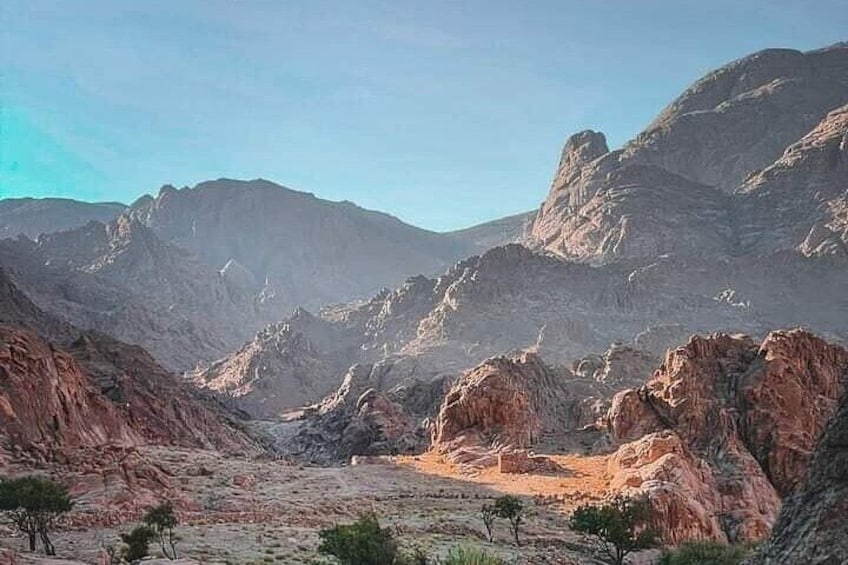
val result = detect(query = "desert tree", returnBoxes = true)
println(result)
[569,495,658,565]
[0,476,73,556]
[142,501,179,559]
[493,495,524,546]
[480,503,497,542]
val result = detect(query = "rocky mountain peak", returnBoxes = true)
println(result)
[553,130,609,187]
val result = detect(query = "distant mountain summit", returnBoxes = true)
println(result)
[531,43,848,262]
[125,178,476,314]
[0,197,125,239]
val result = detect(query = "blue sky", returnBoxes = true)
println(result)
[1,1,845,231]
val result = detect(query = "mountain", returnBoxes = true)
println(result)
[738,103,848,255]
[0,180,530,371]
[126,179,476,314]
[445,210,535,252]
[193,43,848,441]
[0,197,125,239]
[0,269,256,468]
[195,242,848,417]
[531,44,848,263]
[0,225,254,371]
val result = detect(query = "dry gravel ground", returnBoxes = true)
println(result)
[0,447,646,564]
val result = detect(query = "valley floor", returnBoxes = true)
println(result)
[0,447,634,565]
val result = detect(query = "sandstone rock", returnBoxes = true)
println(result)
[498,451,562,475]
[747,383,848,564]
[0,325,138,454]
[606,330,848,543]
[0,275,257,460]
[431,351,634,463]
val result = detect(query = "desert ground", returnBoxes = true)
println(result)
[0,448,638,565]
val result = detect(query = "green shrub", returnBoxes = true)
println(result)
[493,495,524,546]
[120,524,156,562]
[658,541,751,565]
[143,501,179,559]
[317,514,400,565]
[0,475,74,556]
[442,546,505,565]
[569,495,657,565]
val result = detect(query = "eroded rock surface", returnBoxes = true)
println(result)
[606,330,848,544]
[747,384,848,564]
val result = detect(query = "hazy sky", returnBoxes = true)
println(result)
[1,1,845,231]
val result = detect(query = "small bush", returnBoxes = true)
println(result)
[318,514,400,565]
[120,524,156,562]
[443,546,505,565]
[658,541,751,565]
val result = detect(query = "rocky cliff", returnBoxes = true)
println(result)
[0,273,256,467]
[264,361,449,464]
[738,103,848,256]
[606,330,848,544]
[431,350,649,465]
[31,216,267,370]
[747,384,848,564]
[531,43,848,263]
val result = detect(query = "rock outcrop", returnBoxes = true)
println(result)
[431,351,647,465]
[264,361,449,464]
[747,385,848,564]
[0,274,256,467]
[0,325,138,457]
[606,330,848,544]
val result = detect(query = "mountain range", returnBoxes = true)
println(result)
[1,42,848,563]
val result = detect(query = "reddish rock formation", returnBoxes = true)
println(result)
[0,325,138,455]
[0,275,257,464]
[747,384,848,564]
[606,329,848,544]
[498,451,561,475]
[431,351,643,464]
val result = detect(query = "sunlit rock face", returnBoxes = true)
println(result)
[606,330,848,544]
[531,44,848,263]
